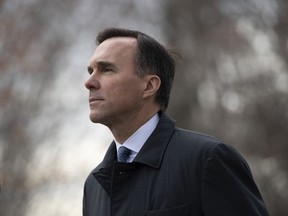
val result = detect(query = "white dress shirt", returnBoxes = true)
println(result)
[115,113,159,162]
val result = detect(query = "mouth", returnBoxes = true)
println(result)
[89,97,104,103]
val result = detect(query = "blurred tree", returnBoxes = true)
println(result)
[274,0,288,64]
[0,0,77,215]
[163,0,288,215]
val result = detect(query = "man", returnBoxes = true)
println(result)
[83,27,269,216]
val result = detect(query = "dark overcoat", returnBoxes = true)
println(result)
[83,113,269,216]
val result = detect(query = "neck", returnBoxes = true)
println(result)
[109,107,160,144]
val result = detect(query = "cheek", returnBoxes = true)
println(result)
[103,75,144,101]
[114,84,143,107]
[114,78,143,94]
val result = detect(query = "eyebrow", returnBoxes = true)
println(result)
[88,60,117,71]
[88,61,116,68]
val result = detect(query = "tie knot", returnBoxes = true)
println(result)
[117,146,132,162]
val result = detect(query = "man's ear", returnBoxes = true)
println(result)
[143,75,161,99]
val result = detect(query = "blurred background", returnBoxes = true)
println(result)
[0,0,287,215]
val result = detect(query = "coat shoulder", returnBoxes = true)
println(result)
[171,127,223,151]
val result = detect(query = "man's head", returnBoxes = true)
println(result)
[96,28,175,111]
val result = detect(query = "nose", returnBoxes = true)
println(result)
[85,72,100,90]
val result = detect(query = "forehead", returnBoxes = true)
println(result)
[90,37,137,63]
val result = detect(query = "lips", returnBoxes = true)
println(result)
[89,98,104,103]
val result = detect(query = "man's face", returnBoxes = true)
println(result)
[85,37,147,127]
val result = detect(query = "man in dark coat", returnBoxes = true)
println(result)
[83,27,269,216]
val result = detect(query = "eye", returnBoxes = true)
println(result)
[87,66,93,75]
[97,62,116,73]
[103,67,112,72]
[100,65,115,73]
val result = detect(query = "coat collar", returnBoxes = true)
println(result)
[93,112,175,172]
[91,112,175,195]
[132,112,175,168]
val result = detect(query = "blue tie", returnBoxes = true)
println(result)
[117,146,132,162]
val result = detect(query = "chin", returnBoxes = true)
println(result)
[89,113,99,123]
[90,117,100,123]
[89,112,106,124]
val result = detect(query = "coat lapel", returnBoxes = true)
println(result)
[91,112,176,195]
[133,112,175,168]
[92,142,117,196]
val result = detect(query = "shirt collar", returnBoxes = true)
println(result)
[115,113,160,154]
